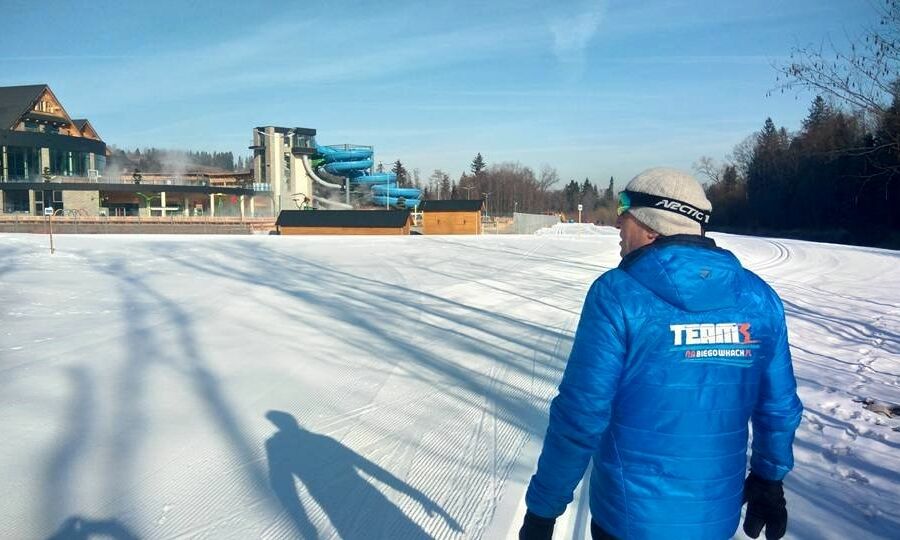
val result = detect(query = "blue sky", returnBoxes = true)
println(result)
[1,0,878,187]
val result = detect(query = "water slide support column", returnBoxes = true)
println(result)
[265,127,282,214]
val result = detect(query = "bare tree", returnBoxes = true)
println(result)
[729,135,756,180]
[693,156,722,185]
[775,1,899,118]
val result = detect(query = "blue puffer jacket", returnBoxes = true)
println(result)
[525,235,803,540]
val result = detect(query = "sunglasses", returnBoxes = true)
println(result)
[616,191,632,216]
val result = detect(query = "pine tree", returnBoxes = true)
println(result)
[563,180,580,212]
[722,165,738,191]
[470,153,486,176]
[581,178,598,210]
[802,96,831,132]
[391,160,408,184]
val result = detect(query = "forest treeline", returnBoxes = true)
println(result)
[108,146,247,173]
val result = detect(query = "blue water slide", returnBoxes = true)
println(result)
[371,184,422,198]
[315,144,422,208]
[317,146,373,161]
[323,159,374,175]
[354,172,397,185]
[371,195,421,208]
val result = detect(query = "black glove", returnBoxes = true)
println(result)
[742,472,787,539]
[519,511,555,540]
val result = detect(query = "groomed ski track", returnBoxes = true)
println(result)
[0,230,897,539]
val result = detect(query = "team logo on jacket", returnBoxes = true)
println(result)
[669,323,759,367]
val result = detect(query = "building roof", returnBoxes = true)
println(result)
[276,210,411,228]
[0,84,48,130]
[419,199,484,212]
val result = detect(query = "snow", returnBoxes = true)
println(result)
[0,230,897,539]
[534,223,609,236]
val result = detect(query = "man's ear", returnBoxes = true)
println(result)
[639,220,659,241]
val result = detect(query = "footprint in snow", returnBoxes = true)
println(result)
[842,426,859,441]
[821,401,839,414]
[821,444,852,464]
[837,468,870,484]
[802,413,824,432]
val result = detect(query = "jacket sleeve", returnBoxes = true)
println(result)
[750,295,803,481]
[525,277,626,518]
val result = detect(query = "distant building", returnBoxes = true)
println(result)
[0,84,107,214]
[420,199,484,235]
[0,84,258,217]
[276,210,412,235]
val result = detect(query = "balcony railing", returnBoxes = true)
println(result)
[1,175,270,191]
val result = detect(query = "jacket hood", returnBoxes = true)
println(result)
[619,235,746,312]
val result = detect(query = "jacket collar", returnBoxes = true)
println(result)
[619,234,717,268]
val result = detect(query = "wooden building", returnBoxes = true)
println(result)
[420,199,484,235]
[0,84,260,218]
[276,209,412,235]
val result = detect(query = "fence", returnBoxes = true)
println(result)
[0,215,275,235]
[512,212,560,234]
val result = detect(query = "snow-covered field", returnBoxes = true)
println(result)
[1,229,897,539]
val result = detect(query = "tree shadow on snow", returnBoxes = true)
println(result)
[265,410,462,539]
[45,515,139,540]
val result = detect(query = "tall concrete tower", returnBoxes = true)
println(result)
[251,126,317,214]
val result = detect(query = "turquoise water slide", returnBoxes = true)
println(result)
[315,145,421,208]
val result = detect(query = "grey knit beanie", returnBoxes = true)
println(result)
[623,167,711,236]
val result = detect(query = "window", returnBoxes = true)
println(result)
[24,121,40,132]
[3,191,29,213]
[95,154,107,175]
[49,149,65,175]
[67,151,89,176]
[6,146,40,180]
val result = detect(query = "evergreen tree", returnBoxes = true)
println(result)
[722,165,738,191]
[746,118,797,228]
[391,160,408,184]
[563,180,580,212]
[470,153,486,176]
[802,96,831,132]
[581,178,599,210]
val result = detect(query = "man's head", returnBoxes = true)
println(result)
[616,167,711,257]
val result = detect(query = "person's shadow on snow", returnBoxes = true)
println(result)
[265,410,461,539]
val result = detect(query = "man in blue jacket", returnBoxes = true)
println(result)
[520,168,803,540]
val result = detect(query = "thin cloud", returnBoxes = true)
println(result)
[549,1,605,64]
[70,18,541,114]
